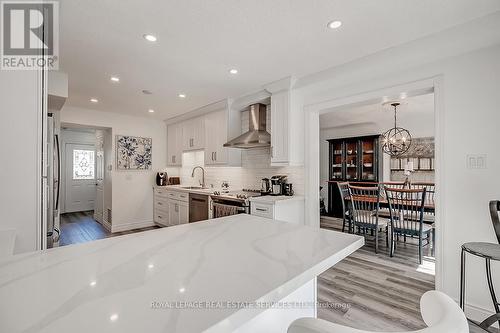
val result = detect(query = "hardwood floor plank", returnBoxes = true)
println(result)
[59,211,159,247]
[318,217,436,331]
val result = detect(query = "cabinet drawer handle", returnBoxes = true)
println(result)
[157,202,163,205]
[157,215,162,218]
[256,208,268,212]
[214,152,217,161]
[180,195,186,198]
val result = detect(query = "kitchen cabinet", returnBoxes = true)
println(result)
[182,116,205,151]
[154,187,189,227]
[167,123,182,166]
[265,77,303,167]
[249,196,305,225]
[168,198,188,226]
[153,187,169,226]
[204,110,228,165]
[270,91,289,164]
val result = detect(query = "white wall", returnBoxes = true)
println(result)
[60,106,167,232]
[301,41,500,319]
[0,71,41,254]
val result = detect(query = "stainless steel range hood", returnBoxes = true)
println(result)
[224,103,271,149]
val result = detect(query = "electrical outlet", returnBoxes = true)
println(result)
[466,154,487,169]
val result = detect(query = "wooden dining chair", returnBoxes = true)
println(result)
[384,187,431,264]
[379,182,407,218]
[410,182,435,222]
[348,185,388,253]
[337,182,351,233]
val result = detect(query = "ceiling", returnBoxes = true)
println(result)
[319,93,434,137]
[58,0,500,120]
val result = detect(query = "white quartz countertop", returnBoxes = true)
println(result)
[249,195,305,204]
[155,185,215,195]
[0,215,363,333]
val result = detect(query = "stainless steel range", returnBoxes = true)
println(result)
[211,189,260,218]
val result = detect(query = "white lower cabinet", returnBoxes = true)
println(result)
[154,187,189,227]
[250,202,274,219]
[249,197,305,225]
[168,199,188,226]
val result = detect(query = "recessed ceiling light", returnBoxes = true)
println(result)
[148,109,155,113]
[90,98,98,103]
[89,281,97,287]
[110,76,120,82]
[178,94,186,99]
[229,69,238,74]
[143,34,157,42]
[179,287,186,293]
[109,314,119,322]
[148,263,155,269]
[327,20,342,29]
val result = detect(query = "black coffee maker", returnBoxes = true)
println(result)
[156,172,168,186]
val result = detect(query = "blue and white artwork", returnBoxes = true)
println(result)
[116,135,152,170]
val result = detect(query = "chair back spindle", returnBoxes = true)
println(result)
[337,182,350,212]
[348,186,381,228]
[385,187,427,234]
[410,182,435,213]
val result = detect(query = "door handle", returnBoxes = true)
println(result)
[214,152,217,161]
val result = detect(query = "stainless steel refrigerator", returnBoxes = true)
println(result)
[46,112,61,248]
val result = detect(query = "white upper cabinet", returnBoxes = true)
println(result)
[165,99,241,167]
[270,91,289,164]
[265,77,304,167]
[167,123,182,166]
[204,110,228,165]
[182,116,205,151]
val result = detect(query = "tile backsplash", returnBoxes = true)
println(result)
[165,107,304,194]
[167,148,304,195]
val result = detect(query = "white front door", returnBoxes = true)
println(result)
[65,144,96,213]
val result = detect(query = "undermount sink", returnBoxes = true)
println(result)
[181,186,209,190]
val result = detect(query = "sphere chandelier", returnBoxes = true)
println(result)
[382,102,412,157]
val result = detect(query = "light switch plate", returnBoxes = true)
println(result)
[467,154,487,169]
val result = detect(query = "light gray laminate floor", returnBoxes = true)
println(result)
[59,211,159,246]
[318,217,492,333]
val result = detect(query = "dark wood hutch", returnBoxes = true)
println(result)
[326,134,383,217]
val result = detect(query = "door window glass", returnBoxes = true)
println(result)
[73,149,95,180]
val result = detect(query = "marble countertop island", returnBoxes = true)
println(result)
[0,215,363,333]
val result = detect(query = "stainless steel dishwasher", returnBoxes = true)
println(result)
[189,193,209,222]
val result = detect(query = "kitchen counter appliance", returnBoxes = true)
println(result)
[211,190,261,218]
[270,175,287,196]
[156,172,168,186]
[189,193,209,222]
[260,178,271,195]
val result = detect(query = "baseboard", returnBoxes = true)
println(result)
[94,212,103,224]
[100,218,112,232]
[461,299,499,329]
[111,219,155,233]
